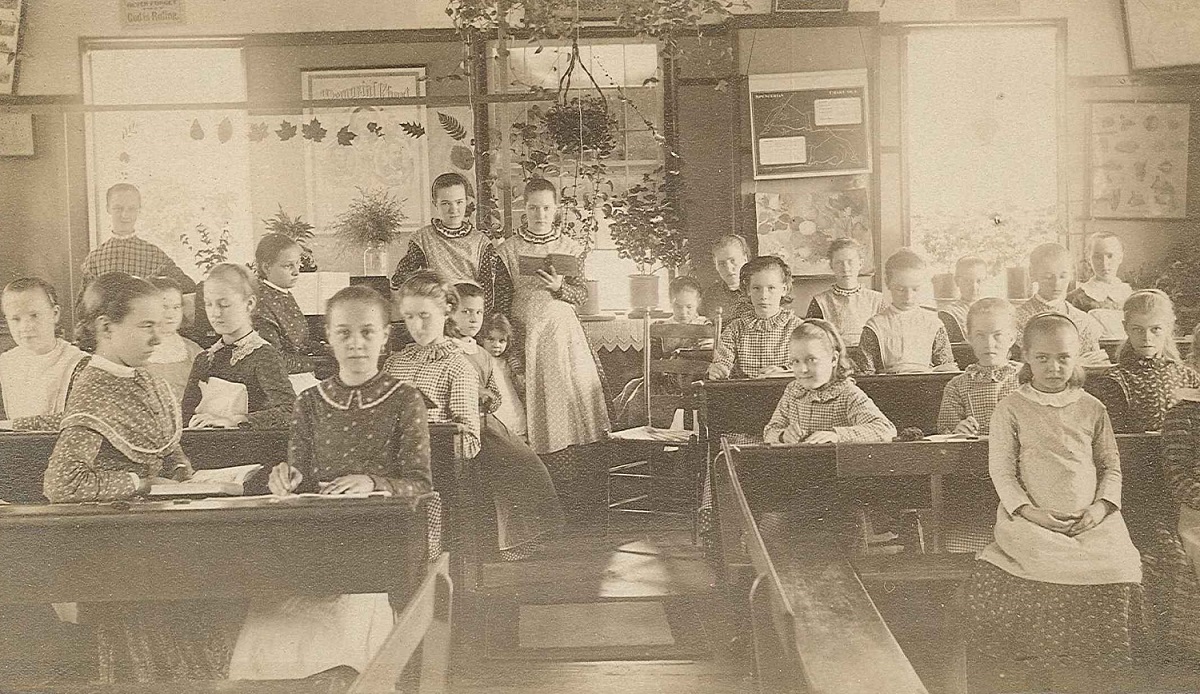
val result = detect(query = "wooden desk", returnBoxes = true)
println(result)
[0,424,463,504]
[698,372,958,439]
[0,496,430,605]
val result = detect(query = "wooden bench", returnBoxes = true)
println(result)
[716,438,929,693]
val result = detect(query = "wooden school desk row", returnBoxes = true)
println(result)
[711,433,1168,694]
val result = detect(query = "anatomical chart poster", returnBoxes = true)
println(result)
[1089,101,1189,219]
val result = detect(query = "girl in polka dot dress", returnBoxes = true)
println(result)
[228,285,432,681]
[45,272,233,683]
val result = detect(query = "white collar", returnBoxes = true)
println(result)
[1017,383,1083,408]
[455,336,481,354]
[1078,278,1131,303]
[90,354,137,378]
[261,279,292,294]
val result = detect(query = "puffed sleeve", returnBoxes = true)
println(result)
[446,359,481,459]
[858,326,883,375]
[936,377,967,435]
[378,384,432,496]
[390,241,428,291]
[708,321,739,380]
[833,386,897,443]
[44,427,138,503]
[988,399,1033,517]
[245,349,296,429]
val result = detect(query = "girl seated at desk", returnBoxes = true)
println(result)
[230,285,433,681]
[964,312,1143,689]
[762,319,895,445]
[181,263,293,429]
[44,272,234,683]
[0,277,88,431]
[708,255,803,380]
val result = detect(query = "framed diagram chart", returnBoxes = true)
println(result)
[1089,101,1189,219]
[748,69,871,179]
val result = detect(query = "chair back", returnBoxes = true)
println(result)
[641,315,719,429]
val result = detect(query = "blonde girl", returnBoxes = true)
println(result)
[181,263,293,429]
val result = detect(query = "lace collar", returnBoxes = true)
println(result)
[433,218,474,239]
[316,371,408,411]
[791,377,853,403]
[1078,278,1132,304]
[399,339,462,364]
[517,221,562,245]
[1016,383,1083,408]
[830,284,861,297]
[206,330,269,367]
[744,309,794,332]
[965,360,1021,383]
[148,333,192,364]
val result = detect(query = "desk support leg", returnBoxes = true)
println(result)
[929,474,944,554]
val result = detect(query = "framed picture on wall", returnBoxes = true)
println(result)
[754,185,873,277]
[301,67,430,235]
[0,0,24,96]
[747,69,871,180]
[1088,101,1189,219]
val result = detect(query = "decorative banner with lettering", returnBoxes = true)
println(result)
[748,69,871,180]
[120,0,185,29]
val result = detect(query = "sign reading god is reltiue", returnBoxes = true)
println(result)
[120,0,185,28]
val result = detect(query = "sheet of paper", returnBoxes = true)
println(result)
[757,136,807,166]
[813,96,863,126]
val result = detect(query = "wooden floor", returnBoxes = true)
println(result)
[451,517,755,693]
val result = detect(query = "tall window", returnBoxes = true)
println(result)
[84,43,252,280]
[489,40,667,310]
[904,25,1062,293]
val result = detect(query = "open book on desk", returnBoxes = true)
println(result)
[148,463,264,497]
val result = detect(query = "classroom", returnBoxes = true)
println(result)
[0,0,1199,692]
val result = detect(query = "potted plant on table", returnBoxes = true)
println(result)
[263,205,318,272]
[330,187,408,276]
[605,171,689,312]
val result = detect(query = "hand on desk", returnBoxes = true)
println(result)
[1018,505,1080,534]
[268,462,302,496]
[756,366,791,378]
[804,430,840,445]
[953,416,980,437]
[321,475,375,495]
[188,413,248,429]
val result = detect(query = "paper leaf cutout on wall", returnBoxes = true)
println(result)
[367,121,384,137]
[399,121,426,138]
[337,125,357,146]
[277,120,297,141]
[248,122,269,142]
[119,152,130,164]
[302,118,327,143]
[451,145,475,170]
[190,119,205,141]
[438,112,467,141]
[217,117,233,144]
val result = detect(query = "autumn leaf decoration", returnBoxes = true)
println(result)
[438,112,467,141]
[276,120,297,141]
[399,121,426,138]
[337,125,357,146]
[366,121,384,137]
[248,122,270,142]
[301,118,327,142]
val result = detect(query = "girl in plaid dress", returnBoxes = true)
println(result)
[708,255,804,380]
[762,319,895,445]
[936,298,1021,436]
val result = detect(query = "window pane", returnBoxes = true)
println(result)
[905,26,1060,286]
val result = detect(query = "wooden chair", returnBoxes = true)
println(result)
[607,313,720,536]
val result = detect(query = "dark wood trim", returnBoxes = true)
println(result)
[1069,73,1200,88]
[81,28,461,50]
[713,11,879,31]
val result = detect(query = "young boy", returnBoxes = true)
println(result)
[937,256,988,344]
[805,237,884,347]
[701,234,753,324]
[81,183,196,293]
[859,249,957,374]
[390,172,512,317]
[1014,242,1107,363]
[936,298,1021,436]
[1067,232,1131,339]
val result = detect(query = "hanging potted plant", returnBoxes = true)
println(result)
[263,205,318,272]
[605,172,688,311]
[330,187,408,276]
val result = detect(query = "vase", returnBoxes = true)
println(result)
[1006,265,1030,300]
[931,272,957,299]
[363,243,389,276]
[629,274,660,311]
[582,279,601,315]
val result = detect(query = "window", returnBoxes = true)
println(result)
[903,25,1062,296]
[84,43,252,280]
[489,40,668,311]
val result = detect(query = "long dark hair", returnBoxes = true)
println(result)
[75,272,159,353]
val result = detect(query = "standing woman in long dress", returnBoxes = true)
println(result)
[495,178,610,517]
